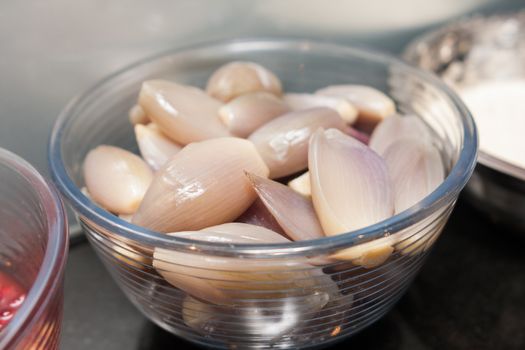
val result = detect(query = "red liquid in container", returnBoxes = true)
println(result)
[0,271,26,331]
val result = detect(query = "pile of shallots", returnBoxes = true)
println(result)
[82,61,444,269]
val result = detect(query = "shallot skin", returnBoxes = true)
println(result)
[206,61,283,102]
[309,128,394,235]
[219,92,290,137]
[316,85,396,133]
[246,172,324,241]
[139,80,229,145]
[249,107,346,179]
[134,123,182,171]
[152,223,333,305]
[132,137,269,233]
[83,145,153,215]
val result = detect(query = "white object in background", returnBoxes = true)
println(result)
[459,80,525,169]
[255,0,491,33]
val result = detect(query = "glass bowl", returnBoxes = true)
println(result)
[0,149,68,350]
[49,39,477,349]
[403,12,525,231]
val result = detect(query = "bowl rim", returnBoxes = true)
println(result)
[48,38,477,258]
[403,12,525,182]
[0,149,68,348]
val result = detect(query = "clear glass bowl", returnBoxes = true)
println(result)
[0,149,68,350]
[49,39,477,349]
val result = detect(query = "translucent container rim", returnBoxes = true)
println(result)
[48,38,477,257]
[403,12,525,182]
[0,149,68,348]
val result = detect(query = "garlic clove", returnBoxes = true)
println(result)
[236,198,287,236]
[309,128,394,236]
[369,114,432,156]
[153,223,331,304]
[382,138,444,213]
[138,80,229,145]
[206,61,282,102]
[288,171,311,197]
[132,137,269,233]
[128,104,149,125]
[135,123,182,171]
[249,107,346,179]
[284,93,358,124]
[218,92,290,137]
[83,145,153,215]
[316,85,396,133]
[246,172,324,241]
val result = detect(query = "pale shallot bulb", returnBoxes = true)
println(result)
[138,80,229,145]
[369,115,432,156]
[134,123,182,171]
[284,93,358,124]
[206,61,282,102]
[218,92,289,137]
[249,107,345,178]
[153,223,333,304]
[246,172,324,241]
[288,172,311,197]
[132,137,269,233]
[382,138,444,213]
[316,85,395,133]
[309,128,395,267]
[83,145,153,215]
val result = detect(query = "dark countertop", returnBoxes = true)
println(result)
[60,199,525,349]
